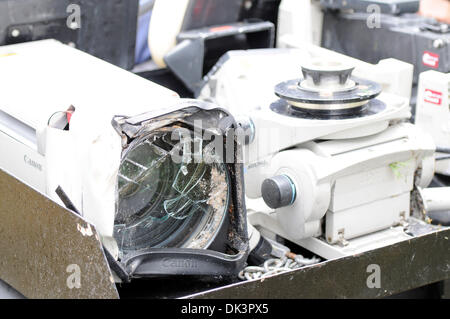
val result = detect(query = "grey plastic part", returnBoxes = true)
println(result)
[320,0,420,15]
[261,175,296,209]
[164,39,205,94]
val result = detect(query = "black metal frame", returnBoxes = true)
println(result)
[186,228,450,299]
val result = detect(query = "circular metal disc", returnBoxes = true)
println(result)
[274,77,382,112]
[270,98,387,120]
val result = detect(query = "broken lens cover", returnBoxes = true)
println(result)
[114,127,230,258]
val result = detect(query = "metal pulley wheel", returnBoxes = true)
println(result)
[273,59,382,116]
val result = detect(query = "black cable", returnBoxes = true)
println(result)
[55,186,81,215]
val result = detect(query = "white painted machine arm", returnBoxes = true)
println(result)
[419,187,450,212]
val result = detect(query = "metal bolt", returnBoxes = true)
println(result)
[338,229,349,247]
[433,39,445,49]
[11,29,20,38]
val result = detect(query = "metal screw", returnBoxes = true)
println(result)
[338,229,349,247]
[11,29,20,38]
[433,39,445,49]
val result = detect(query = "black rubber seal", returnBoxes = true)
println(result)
[122,247,248,278]
[247,236,272,266]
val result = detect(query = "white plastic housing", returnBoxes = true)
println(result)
[0,40,180,238]
[277,0,323,47]
[248,123,435,243]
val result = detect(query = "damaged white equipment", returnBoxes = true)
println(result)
[199,47,446,259]
[0,40,244,270]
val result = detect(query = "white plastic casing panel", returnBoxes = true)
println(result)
[198,46,434,253]
[0,40,180,237]
[267,123,434,243]
[247,123,434,255]
[277,0,323,47]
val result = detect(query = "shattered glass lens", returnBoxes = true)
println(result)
[114,128,230,256]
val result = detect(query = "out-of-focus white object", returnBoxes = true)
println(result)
[277,0,323,47]
[415,70,450,175]
[148,0,190,67]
